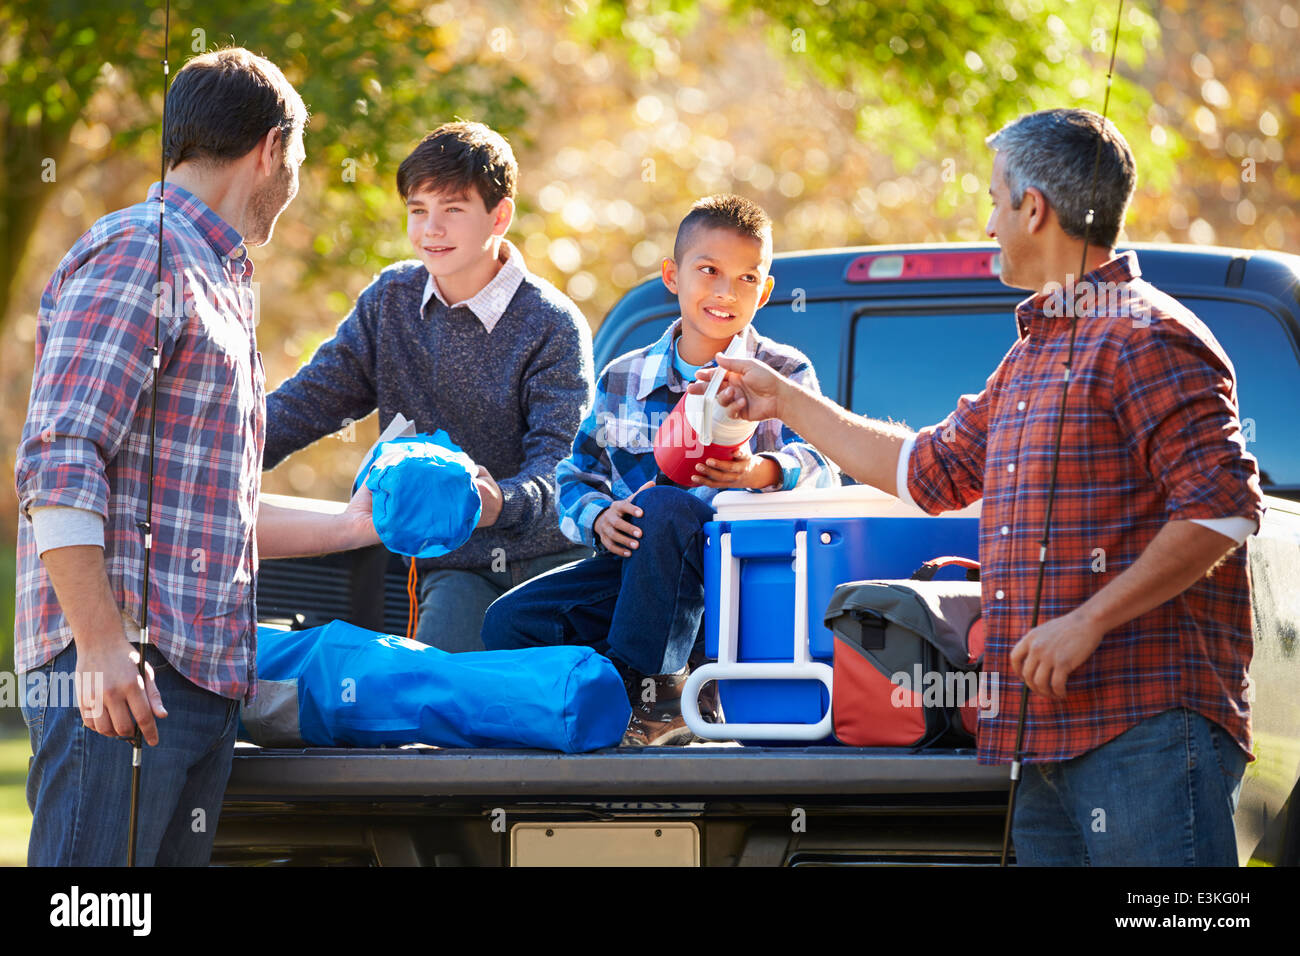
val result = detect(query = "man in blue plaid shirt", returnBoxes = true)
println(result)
[484,195,838,745]
[15,50,378,867]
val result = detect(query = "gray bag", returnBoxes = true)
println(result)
[823,557,985,747]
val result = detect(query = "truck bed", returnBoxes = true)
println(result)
[226,743,1008,798]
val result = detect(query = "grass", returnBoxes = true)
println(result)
[0,733,31,866]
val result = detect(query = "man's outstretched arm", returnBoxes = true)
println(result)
[695,353,993,514]
[256,484,379,559]
[690,356,911,494]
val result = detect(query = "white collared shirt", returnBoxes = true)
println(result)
[419,238,528,334]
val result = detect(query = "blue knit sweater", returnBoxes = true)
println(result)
[264,260,595,570]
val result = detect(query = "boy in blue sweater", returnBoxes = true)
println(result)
[483,195,838,745]
[265,123,594,652]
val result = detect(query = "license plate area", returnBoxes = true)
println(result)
[510,821,700,866]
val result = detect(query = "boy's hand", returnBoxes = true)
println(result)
[690,446,781,490]
[690,355,790,422]
[593,480,655,557]
[473,465,504,528]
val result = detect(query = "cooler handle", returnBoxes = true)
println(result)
[685,530,833,741]
[682,662,834,741]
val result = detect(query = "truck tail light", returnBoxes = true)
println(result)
[846,251,1001,282]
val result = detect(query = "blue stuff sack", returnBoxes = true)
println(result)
[352,430,481,558]
[239,621,632,752]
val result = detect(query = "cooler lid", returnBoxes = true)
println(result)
[710,484,982,521]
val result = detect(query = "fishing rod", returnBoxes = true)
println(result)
[998,0,1125,867]
[129,0,171,868]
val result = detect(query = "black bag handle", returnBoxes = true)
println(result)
[911,556,980,582]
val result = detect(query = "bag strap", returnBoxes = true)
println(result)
[406,561,420,641]
[911,556,980,582]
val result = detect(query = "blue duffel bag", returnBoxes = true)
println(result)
[239,621,631,752]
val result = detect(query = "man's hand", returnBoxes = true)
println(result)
[593,480,656,557]
[689,355,791,422]
[76,632,167,745]
[341,480,380,550]
[1009,607,1106,700]
[690,446,781,489]
[39,544,167,744]
[474,465,504,528]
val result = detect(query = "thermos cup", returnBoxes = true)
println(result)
[653,338,759,486]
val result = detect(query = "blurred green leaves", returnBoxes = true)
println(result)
[577,0,1171,188]
[0,0,539,328]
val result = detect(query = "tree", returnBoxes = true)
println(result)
[0,0,1164,332]
[570,0,1164,183]
[0,0,536,328]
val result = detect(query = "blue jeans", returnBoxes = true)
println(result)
[1013,707,1248,866]
[414,544,592,653]
[21,641,239,867]
[482,486,714,675]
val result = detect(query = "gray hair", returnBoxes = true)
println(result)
[986,109,1136,249]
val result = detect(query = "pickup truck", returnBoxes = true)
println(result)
[217,242,1300,866]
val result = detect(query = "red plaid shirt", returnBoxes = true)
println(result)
[907,252,1264,764]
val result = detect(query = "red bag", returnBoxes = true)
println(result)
[823,558,985,748]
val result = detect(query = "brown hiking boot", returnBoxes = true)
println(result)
[621,670,695,747]
[618,662,722,746]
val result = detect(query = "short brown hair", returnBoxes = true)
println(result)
[673,194,773,263]
[396,122,518,210]
[164,47,306,169]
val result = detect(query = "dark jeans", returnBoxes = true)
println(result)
[1013,707,1248,866]
[414,544,593,653]
[482,486,714,675]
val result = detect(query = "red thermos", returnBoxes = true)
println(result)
[653,389,759,486]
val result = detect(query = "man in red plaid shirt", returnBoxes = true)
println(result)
[694,108,1264,866]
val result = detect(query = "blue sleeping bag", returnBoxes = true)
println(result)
[239,621,631,752]
[353,430,481,558]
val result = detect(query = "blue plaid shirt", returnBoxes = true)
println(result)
[557,319,839,547]
[15,182,262,700]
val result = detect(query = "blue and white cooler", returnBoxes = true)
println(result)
[683,485,980,743]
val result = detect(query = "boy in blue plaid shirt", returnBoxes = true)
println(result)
[483,195,838,745]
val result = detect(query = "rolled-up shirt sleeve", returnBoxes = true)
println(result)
[29,505,106,554]
[15,231,179,523]
[906,379,992,515]
[1191,516,1257,545]
[895,433,919,509]
[1112,321,1265,528]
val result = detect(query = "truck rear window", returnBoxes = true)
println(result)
[849,303,1300,494]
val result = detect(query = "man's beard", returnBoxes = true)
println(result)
[246,163,293,245]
